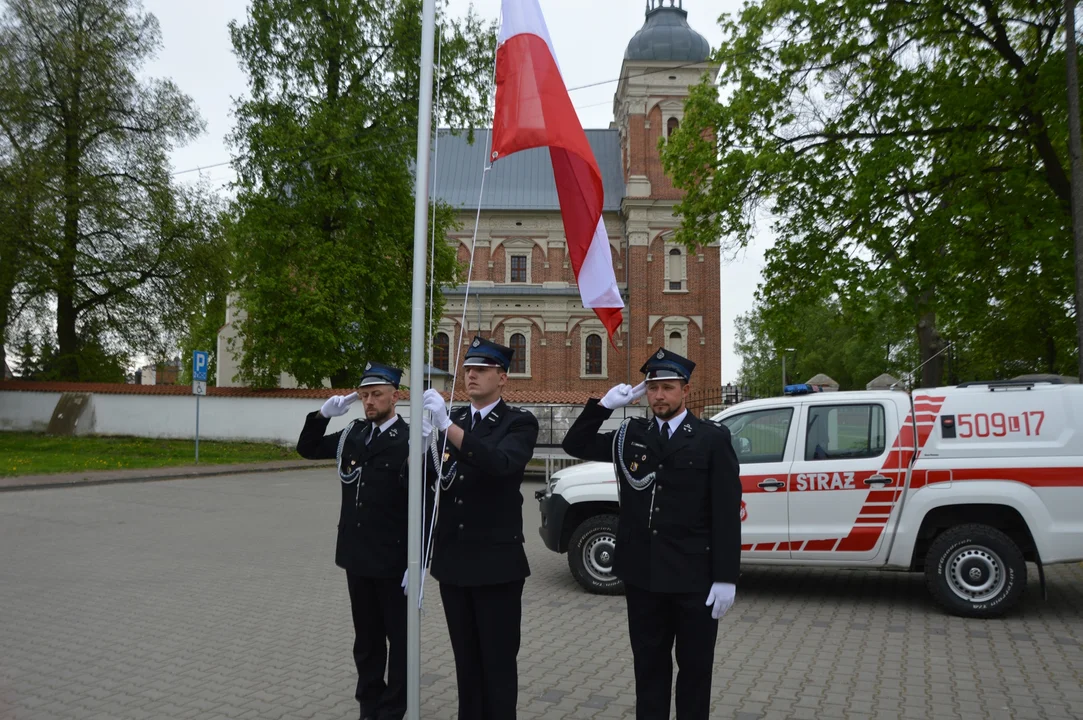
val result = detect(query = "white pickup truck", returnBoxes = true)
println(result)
[536,380,1083,617]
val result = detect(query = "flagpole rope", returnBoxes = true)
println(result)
[426,25,444,391]
[420,9,503,606]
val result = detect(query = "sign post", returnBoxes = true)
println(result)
[192,351,209,463]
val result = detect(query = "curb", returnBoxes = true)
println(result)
[2,463,548,492]
[0,460,337,493]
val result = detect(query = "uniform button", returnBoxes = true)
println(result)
[652,529,658,535]
[656,485,663,491]
[706,545,710,551]
[655,507,661,513]
[360,482,365,487]
[458,523,464,530]
[659,463,664,469]
[458,475,464,481]
[468,452,474,458]
[350,460,356,466]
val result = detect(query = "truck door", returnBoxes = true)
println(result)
[719,405,796,559]
[787,400,902,561]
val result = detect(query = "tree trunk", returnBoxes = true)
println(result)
[55,10,85,381]
[915,310,945,388]
[1067,0,1083,379]
[57,128,81,380]
[330,367,354,388]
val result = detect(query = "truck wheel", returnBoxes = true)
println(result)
[568,514,624,595]
[924,524,1026,618]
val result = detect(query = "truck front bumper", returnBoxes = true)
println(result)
[536,490,569,553]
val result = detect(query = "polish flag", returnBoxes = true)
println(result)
[491,0,624,341]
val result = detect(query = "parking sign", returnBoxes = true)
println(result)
[193,350,209,382]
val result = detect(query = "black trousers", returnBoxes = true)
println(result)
[439,579,525,720]
[347,573,407,720]
[624,584,719,720]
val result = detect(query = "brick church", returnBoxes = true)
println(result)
[218,0,720,394]
[428,0,721,393]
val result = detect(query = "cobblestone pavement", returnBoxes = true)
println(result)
[2,469,1082,720]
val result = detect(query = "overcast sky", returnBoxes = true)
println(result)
[141,0,768,383]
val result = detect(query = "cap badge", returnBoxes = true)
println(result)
[365,362,372,370]
[472,338,481,347]
[656,349,665,359]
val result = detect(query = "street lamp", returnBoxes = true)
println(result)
[781,347,795,394]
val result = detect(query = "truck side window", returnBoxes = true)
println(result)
[804,404,887,461]
[721,408,794,463]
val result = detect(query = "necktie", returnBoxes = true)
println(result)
[661,422,670,442]
[368,426,381,446]
[471,411,482,431]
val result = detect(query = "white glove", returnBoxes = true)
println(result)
[320,392,358,418]
[401,569,408,596]
[422,412,433,438]
[706,582,736,620]
[600,381,646,410]
[422,388,451,431]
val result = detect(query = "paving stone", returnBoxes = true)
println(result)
[2,472,1083,720]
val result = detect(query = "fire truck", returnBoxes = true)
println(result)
[536,379,1083,617]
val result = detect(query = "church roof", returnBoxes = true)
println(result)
[625,1,711,63]
[431,129,624,212]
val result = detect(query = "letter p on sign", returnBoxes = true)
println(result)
[193,351,209,382]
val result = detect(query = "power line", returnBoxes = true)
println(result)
[171,50,750,181]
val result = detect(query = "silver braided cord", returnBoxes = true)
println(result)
[615,420,656,491]
[337,420,361,484]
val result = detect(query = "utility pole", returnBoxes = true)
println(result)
[1067,0,1083,378]
[781,347,795,394]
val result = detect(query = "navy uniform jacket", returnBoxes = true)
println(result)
[427,400,539,586]
[561,399,742,593]
[297,411,409,578]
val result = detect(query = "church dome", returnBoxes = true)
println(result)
[624,1,711,63]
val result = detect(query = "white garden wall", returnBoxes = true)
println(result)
[0,390,641,446]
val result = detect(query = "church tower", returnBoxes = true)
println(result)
[615,0,723,384]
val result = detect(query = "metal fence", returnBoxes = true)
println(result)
[685,384,762,418]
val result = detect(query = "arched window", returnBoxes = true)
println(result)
[667,117,680,137]
[433,332,449,371]
[508,333,526,374]
[668,248,682,290]
[584,334,602,375]
[668,331,685,356]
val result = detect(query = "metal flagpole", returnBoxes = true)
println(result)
[406,0,437,718]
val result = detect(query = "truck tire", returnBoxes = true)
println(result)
[924,524,1026,618]
[567,514,624,595]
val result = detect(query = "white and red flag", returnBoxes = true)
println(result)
[491,0,624,341]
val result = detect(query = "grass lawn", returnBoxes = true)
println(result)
[0,432,300,477]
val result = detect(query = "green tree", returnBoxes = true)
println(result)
[664,0,1080,386]
[227,0,495,388]
[735,295,912,395]
[0,0,222,380]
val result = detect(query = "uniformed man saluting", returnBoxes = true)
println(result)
[421,336,539,720]
[296,363,410,720]
[561,349,742,720]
